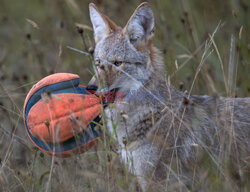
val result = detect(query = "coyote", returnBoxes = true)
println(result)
[88,2,250,191]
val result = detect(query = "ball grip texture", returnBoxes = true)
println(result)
[23,73,101,157]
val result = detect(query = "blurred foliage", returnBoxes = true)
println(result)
[0,0,249,191]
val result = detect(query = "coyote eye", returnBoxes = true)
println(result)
[113,61,122,66]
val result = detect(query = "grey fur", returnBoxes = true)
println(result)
[89,2,250,191]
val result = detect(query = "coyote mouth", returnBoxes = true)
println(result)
[100,87,119,95]
[98,87,120,104]
[88,65,122,101]
[87,79,121,104]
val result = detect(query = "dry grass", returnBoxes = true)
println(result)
[0,0,249,191]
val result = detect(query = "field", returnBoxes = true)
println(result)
[0,0,249,191]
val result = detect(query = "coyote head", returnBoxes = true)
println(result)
[89,2,163,97]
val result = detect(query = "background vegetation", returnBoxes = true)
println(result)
[0,0,249,191]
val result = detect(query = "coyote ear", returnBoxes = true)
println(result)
[89,3,119,43]
[123,2,154,46]
[89,3,110,43]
